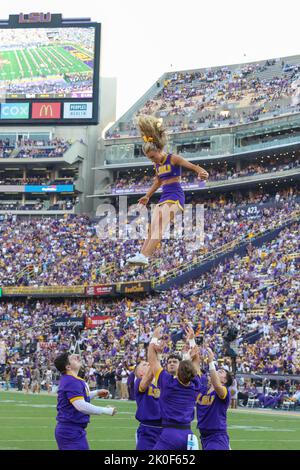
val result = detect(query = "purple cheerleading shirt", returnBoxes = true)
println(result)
[134,378,161,424]
[196,385,230,432]
[155,368,202,426]
[155,154,181,181]
[56,373,91,427]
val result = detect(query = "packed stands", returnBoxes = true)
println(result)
[0,220,299,403]
[0,187,298,286]
[105,56,300,139]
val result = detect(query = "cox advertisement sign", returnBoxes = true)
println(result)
[1,103,29,119]
[64,102,93,119]
[32,102,61,119]
[25,184,74,193]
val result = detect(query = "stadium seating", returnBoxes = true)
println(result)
[105,56,300,138]
[103,156,300,194]
[0,138,71,159]
[0,218,299,400]
[0,189,298,286]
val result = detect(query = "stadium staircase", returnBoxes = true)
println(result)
[9,148,21,158]
[94,262,116,279]
[16,264,40,281]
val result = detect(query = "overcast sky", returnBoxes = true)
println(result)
[2,1,300,118]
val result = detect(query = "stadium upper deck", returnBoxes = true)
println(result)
[105,55,300,140]
[0,131,91,215]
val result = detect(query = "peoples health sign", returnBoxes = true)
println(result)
[64,102,93,119]
[0,103,29,119]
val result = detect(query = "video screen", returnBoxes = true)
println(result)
[0,27,96,99]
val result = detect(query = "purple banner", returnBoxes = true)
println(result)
[110,181,206,195]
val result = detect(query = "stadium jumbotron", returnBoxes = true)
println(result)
[0,28,94,99]
[0,9,299,455]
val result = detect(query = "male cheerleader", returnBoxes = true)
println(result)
[134,360,162,450]
[148,327,201,450]
[54,352,117,450]
[196,347,232,450]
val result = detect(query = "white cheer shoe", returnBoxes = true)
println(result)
[126,253,149,265]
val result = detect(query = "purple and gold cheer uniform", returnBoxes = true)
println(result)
[55,372,91,450]
[155,153,185,211]
[134,378,162,450]
[152,368,202,450]
[196,383,231,450]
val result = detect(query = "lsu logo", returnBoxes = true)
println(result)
[19,12,51,23]
[196,393,215,406]
[157,164,171,175]
[71,51,90,61]
[148,385,160,399]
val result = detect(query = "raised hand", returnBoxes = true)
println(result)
[197,168,209,180]
[152,326,163,339]
[185,324,195,340]
[206,347,215,363]
[138,196,149,206]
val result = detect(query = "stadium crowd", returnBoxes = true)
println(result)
[0,198,77,212]
[105,156,300,193]
[106,57,300,138]
[0,137,71,159]
[0,177,73,185]
[0,221,299,408]
[0,187,298,286]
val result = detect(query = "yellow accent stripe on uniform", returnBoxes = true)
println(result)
[69,396,84,403]
[152,376,158,387]
[219,387,228,400]
[157,199,184,212]
[159,155,168,166]
[154,367,163,383]
[177,378,191,387]
[66,372,86,382]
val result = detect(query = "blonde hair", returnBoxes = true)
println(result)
[137,115,167,154]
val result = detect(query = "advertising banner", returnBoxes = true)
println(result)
[111,181,206,195]
[117,281,152,294]
[54,317,85,328]
[32,102,61,119]
[2,286,85,296]
[85,316,112,328]
[25,184,74,193]
[85,284,116,296]
[0,102,29,119]
[63,102,93,119]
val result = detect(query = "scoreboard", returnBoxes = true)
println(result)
[0,13,100,125]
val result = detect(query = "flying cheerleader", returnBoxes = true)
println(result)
[127,115,209,265]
